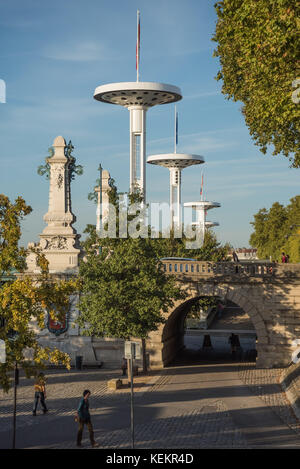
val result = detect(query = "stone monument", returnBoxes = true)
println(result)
[94,168,111,232]
[27,136,82,273]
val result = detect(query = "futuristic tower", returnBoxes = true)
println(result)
[147,153,205,230]
[147,108,205,230]
[184,200,221,233]
[93,12,182,200]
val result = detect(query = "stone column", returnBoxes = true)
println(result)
[95,169,111,230]
[38,136,81,272]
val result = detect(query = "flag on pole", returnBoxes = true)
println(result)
[136,10,140,80]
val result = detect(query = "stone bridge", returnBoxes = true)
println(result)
[146,260,300,369]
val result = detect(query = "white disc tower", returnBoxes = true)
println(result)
[93,12,182,200]
[147,153,205,230]
[184,200,221,233]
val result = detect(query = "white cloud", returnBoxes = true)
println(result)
[43,41,114,62]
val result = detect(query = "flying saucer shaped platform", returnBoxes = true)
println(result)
[205,221,219,228]
[147,153,205,169]
[94,82,182,108]
[192,221,220,228]
[184,201,221,210]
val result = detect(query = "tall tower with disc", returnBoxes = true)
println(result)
[184,174,221,235]
[184,201,221,231]
[93,11,182,200]
[147,109,205,230]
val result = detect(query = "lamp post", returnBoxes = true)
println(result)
[12,361,19,449]
[96,164,103,234]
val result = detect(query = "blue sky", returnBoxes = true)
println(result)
[0,0,299,248]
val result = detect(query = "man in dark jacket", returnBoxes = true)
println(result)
[76,389,99,447]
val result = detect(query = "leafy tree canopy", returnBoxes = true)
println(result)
[0,195,32,276]
[77,237,186,340]
[0,194,78,392]
[249,195,300,261]
[79,181,230,348]
[213,0,300,165]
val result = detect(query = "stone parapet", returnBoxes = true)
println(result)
[281,363,300,420]
[161,260,300,283]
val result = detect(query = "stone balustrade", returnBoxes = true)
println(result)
[160,260,300,279]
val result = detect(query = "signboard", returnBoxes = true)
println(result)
[0,339,6,364]
[125,341,141,360]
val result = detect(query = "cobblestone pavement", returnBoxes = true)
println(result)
[0,368,162,434]
[48,400,247,449]
[1,362,300,449]
[238,363,300,435]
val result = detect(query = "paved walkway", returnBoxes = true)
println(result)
[0,361,300,449]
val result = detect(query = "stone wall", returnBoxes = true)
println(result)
[25,261,300,371]
[281,363,300,420]
[147,263,300,369]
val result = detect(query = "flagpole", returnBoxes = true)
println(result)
[174,106,177,153]
[136,10,140,82]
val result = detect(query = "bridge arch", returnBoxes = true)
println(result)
[148,281,268,368]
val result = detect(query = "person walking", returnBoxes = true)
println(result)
[33,372,48,416]
[76,390,99,448]
[228,333,240,360]
[217,302,224,319]
[281,252,287,263]
[121,357,127,376]
[232,251,239,262]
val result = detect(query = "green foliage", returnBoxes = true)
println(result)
[79,179,230,346]
[187,296,220,320]
[213,0,300,165]
[77,237,186,339]
[149,230,230,261]
[83,177,230,261]
[0,195,78,392]
[0,195,32,276]
[249,195,300,261]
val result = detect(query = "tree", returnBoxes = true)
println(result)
[213,0,300,165]
[80,178,230,370]
[77,237,186,372]
[0,195,78,392]
[249,196,300,261]
[149,230,230,262]
[0,194,32,276]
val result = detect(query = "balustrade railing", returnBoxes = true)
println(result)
[160,260,275,277]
